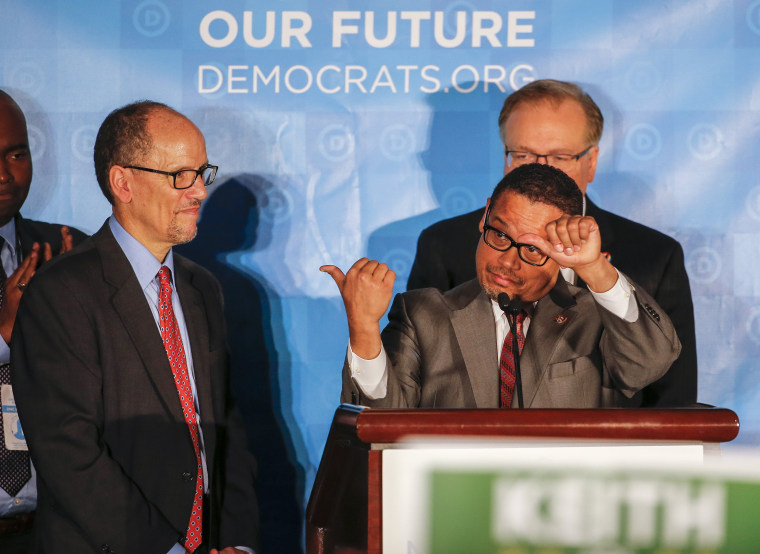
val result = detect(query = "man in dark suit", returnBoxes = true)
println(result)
[322,164,680,408]
[0,89,86,553]
[407,79,696,408]
[11,101,258,553]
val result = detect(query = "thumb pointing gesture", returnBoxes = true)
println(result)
[321,258,396,359]
[319,264,346,293]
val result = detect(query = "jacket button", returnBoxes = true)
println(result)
[182,472,193,481]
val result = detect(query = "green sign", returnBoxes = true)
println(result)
[430,468,760,553]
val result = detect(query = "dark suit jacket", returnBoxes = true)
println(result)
[342,277,680,408]
[11,222,259,553]
[15,214,88,260]
[406,200,697,407]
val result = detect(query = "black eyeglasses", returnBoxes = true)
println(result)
[124,163,218,190]
[482,206,549,266]
[505,146,592,170]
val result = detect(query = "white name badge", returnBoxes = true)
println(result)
[1,384,28,451]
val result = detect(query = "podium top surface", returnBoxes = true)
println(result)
[333,404,740,444]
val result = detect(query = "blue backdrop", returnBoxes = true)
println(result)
[2,1,760,551]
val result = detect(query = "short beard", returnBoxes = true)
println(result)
[167,202,201,245]
[480,282,500,302]
[480,265,524,301]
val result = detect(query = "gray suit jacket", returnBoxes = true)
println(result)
[342,276,680,408]
[11,222,259,553]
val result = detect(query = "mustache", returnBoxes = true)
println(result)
[175,200,202,213]
[486,264,524,286]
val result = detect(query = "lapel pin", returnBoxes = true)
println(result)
[552,314,568,325]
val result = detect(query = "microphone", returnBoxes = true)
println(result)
[497,292,525,409]
[497,292,524,316]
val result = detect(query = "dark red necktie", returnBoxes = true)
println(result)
[157,267,203,552]
[499,311,526,408]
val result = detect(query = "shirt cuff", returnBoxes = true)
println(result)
[588,269,639,322]
[347,344,388,399]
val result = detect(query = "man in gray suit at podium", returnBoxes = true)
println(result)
[322,163,680,409]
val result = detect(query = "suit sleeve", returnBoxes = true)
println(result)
[642,243,698,406]
[10,272,180,552]
[209,278,260,551]
[341,293,423,408]
[215,400,260,550]
[597,278,682,399]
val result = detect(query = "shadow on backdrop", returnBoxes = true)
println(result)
[366,83,506,292]
[176,176,306,553]
[582,83,661,231]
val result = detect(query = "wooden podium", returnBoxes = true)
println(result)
[305,404,740,554]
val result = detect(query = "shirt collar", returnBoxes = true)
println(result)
[0,217,17,255]
[109,216,175,290]
[490,298,506,323]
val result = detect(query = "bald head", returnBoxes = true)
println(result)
[97,101,209,260]
[93,100,195,204]
[0,89,33,226]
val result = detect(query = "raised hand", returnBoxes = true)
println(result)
[521,215,618,293]
[0,242,40,342]
[321,258,396,359]
[41,225,74,264]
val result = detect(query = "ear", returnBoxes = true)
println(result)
[500,137,509,175]
[109,165,133,204]
[585,144,600,184]
[479,198,491,233]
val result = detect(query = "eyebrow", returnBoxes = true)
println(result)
[488,213,513,233]
[2,142,30,153]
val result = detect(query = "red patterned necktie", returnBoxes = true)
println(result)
[499,311,526,408]
[157,266,203,552]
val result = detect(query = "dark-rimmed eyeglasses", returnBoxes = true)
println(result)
[124,163,218,190]
[482,206,549,266]
[505,146,592,171]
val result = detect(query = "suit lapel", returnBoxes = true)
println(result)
[450,282,499,408]
[15,214,39,259]
[94,223,187,423]
[174,259,216,458]
[521,277,578,407]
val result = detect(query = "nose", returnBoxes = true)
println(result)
[497,245,521,268]
[186,175,208,200]
[535,154,550,165]
[0,160,11,183]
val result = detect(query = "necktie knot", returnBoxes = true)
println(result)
[157,266,172,289]
[514,310,526,330]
